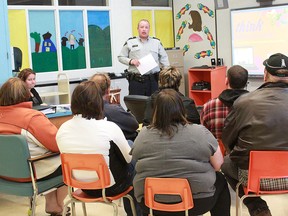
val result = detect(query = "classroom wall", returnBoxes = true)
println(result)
[4,1,286,94]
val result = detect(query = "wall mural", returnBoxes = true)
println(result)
[59,11,86,70]
[174,2,216,65]
[29,11,58,72]
[88,11,112,68]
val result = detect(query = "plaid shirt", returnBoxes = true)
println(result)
[200,98,230,140]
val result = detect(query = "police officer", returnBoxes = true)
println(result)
[118,19,170,96]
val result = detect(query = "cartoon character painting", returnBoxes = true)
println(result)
[198,3,214,18]
[183,45,190,56]
[188,10,202,32]
[176,21,187,42]
[203,26,216,49]
[176,4,191,19]
[194,50,213,59]
[69,33,76,49]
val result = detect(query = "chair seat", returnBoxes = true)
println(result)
[0,175,63,196]
[72,186,133,202]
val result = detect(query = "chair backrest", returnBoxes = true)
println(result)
[61,153,111,189]
[247,151,288,194]
[0,135,31,179]
[144,177,194,212]
[124,95,149,123]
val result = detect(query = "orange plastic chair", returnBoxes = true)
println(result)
[61,153,136,216]
[217,139,226,156]
[236,151,288,216]
[144,177,194,216]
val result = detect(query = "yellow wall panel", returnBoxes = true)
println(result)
[8,10,30,70]
[132,10,153,36]
[155,10,174,48]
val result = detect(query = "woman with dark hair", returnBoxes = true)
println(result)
[18,68,43,106]
[56,81,141,216]
[132,89,231,216]
[0,78,67,215]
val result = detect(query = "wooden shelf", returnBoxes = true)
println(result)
[188,66,227,106]
[40,73,71,104]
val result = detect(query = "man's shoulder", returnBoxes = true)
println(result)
[127,36,137,41]
[151,36,160,41]
[203,98,219,107]
[122,37,137,46]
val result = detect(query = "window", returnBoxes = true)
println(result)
[131,0,170,7]
[8,0,52,5]
[58,0,107,6]
[8,3,112,73]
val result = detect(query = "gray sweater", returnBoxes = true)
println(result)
[131,124,218,202]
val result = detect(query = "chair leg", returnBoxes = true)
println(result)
[118,197,123,207]
[31,193,37,216]
[235,183,241,216]
[72,202,76,216]
[63,200,73,216]
[239,195,247,216]
[149,207,153,216]
[124,194,137,216]
[81,202,87,216]
[111,202,118,216]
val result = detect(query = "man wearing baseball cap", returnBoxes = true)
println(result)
[221,53,288,216]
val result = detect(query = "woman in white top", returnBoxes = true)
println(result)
[56,81,140,216]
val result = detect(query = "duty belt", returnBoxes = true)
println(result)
[125,71,159,83]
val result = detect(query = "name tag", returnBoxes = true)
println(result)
[132,45,138,47]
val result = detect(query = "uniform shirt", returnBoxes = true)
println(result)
[118,36,170,74]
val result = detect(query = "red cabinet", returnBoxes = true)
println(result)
[188,66,227,106]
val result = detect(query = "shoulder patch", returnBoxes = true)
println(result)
[152,37,160,41]
[127,36,136,41]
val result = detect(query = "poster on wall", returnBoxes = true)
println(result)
[173,2,216,68]
[87,11,112,68]
[29,11,58,72]
[59,10,86,70]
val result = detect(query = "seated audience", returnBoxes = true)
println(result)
[0,77,67,215]
[90,73,139,140]
[56,81,141,216]
[132,89,231,216]
[143,66,200,126]
[201,65,249,140]
[18,68,43,106]
[221,53,288,216]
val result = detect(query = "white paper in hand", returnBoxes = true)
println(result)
[136,53,158,75]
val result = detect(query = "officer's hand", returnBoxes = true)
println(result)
[130,59,140,67]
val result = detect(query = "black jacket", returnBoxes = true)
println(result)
[143,90,200,126]
[223,82,288,169]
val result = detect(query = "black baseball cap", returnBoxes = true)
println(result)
[263,53,288,77]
